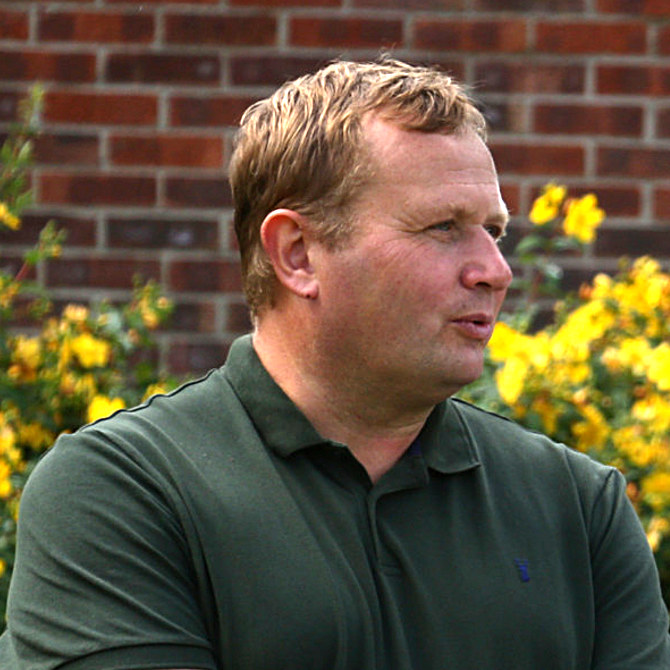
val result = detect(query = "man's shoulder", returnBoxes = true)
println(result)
[85,364,244,438]
[448,396,554,447]
[447,397,616,485]
[32,364,256,484]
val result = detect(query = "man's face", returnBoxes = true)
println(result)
[310,117,513,410]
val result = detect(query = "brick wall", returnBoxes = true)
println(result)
[0,0,668,375]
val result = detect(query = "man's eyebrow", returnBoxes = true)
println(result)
[487,210,510,227]
[447,205,510,227]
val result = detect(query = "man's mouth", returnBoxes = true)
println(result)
[452,314,494,341]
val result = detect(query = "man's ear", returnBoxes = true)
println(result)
[260,209,319,300]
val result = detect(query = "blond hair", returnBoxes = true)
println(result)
[229,56,487,318]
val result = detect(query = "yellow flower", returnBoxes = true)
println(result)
[646,516,670,553]
[142,383,168,401]
[63,304,90,324]
[571,404,609,452]
[489,324,554,405]
[559,299,614,347]
[647,343,670,392]
[71,333,111,368]
[57,337,73,372]
[17,422,53,451]
[530,395,561,434]
[73,373,97,399]
[643,471,670,512]
[0,460,12,499]
[9,336,42,381]
[612,427,668,469]
[12,335,41,369]
[488,322,522,361]
[495,357,528,406]
[562,193,604,243]
[529,183,566,225]
[87,395,126,423]
[140,307,159,329]
[603,337,651,376]
[0,558,6,579]
[632,393,670,434]
[0,201,20,230]
[0,417,16,457]
[0,277,19,309]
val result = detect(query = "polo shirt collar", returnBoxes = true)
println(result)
[223,335,481,475]
[223,335,325,454]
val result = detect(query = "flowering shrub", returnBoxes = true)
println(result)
[0,89,174,625]
[462,184,670,606]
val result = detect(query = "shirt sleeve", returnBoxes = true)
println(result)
[587,466,670,669]
[3,427,217,670]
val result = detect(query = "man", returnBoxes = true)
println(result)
[1,57,668,669]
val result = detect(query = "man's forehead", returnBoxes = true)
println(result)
[363,117,495,177]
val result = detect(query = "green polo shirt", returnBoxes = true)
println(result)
[1,335,668,669]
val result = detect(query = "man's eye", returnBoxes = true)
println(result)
[432,220,456,232]
[486,224,506,242]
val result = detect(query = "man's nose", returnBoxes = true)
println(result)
[460,232,513,291]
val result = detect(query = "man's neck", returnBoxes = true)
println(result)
[252,324,431,483]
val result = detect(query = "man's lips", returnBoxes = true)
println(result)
[451,313,495,340]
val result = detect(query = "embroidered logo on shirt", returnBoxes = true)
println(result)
[514,558,530,583]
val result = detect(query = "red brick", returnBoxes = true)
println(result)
[169,301,217,334]
[658,108,670,138]
[40,173,156,206]
[535,21,646,54]
[165,178,233,209]
[165,14,276,46]
[0,253,35,281]
[47,257,161,289]
[290,17,403,48]
[475,62,585,93]
[490,143,584,175]
[106,53,220,85]
[563,267,615,293]
[598,148,670,178]
[431,59,466,82]
[499,183,521,215]
[45,90,158,125]
[480,100,526,133]
[230,55,327,87]
[107,0,216,3]
[598,65,670,95]
[598,0,670,15]
[475,0,583,8]
[169,259,242,292]
[595,227,670,258]
[108,217,219,250]
[170,94,258,127]
[578,186,640,217]
[34,133,100,166]
[232,0,339,5]
[167,341,229,376]
[534,104,643,136]
[0,9,29,39]
[38,10,154,43]
[10,213,97,247]
[660,26,670,55]
[0,89,19,122]
[354,0,463,7]
[414,19,527,52]
[654,188,670,220]
[0,50,96,83]
[110,135,224,168]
